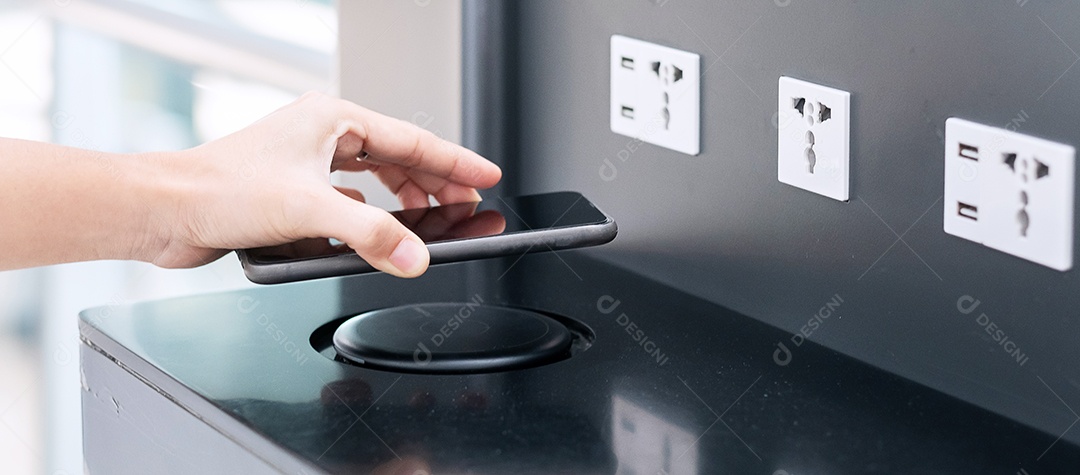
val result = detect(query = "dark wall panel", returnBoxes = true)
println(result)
[504,1,1080,443]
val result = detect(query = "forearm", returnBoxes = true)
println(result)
[0,93,500,276]
[0,138,175,269]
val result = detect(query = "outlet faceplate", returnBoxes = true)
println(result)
[944,118,1076,271]
[777,76,851,201]
[610,35,700,156]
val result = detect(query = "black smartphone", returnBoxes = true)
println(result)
[237,191,616,284]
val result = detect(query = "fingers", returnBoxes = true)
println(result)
[431,181,482,205]
[293,92,499,190]
[394,180,432,210]
[367,161,482,210]
[398,167,483,204]
[368,162,434,209]
[334,157,377,173]
[334,100,502,189]
[333,186,366,203]
[331,132,366,169]
[311,190,430,278]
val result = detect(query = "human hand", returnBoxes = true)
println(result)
[148,92,501,277]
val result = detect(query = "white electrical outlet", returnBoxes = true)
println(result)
[610,35,700,156]
[944,118,1076,271]
[777,76,851,201]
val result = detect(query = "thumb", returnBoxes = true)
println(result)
[313,190,430,278]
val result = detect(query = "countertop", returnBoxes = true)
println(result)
[79,252,1080,474]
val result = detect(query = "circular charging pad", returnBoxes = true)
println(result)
[332,303,573,374]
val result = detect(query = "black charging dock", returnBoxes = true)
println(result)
[330,303,583,374]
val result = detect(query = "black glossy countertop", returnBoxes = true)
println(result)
[79,252,1080,474]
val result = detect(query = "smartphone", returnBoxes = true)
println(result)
[237,191,616,284]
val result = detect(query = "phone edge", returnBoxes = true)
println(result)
[239,219,617,285]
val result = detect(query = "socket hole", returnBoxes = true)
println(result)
[1018,209,1030,237]
[805,102,816,126]
[620,56,635,70]
[959,143,979,161]
[818,102,832,123]
[792,97,806,116]
[958,202,978,221]
[805,147,817,174]
[1020,191,1029,205]
[805,130,815,145]
[621,106,635,119]
[652,63,685,85]
[663,92,669,104]
[1003,153,1017,171]
[1036,160,1050,179]
[662,107,671,130]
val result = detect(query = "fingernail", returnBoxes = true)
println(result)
[389,238,426,275]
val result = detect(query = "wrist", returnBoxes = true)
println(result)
[121,151,188,265]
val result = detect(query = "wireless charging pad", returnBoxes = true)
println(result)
[332,303,573,374]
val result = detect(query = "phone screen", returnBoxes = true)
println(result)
[244,191,609,263]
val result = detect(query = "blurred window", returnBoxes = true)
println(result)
[0,1,337,474]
